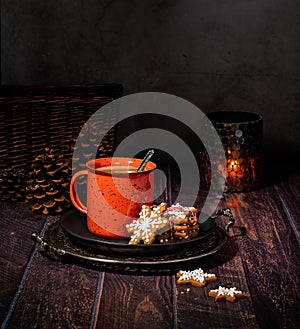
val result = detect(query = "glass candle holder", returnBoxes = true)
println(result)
[200,111,263,192]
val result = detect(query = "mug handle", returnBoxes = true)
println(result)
[69,170,88,214]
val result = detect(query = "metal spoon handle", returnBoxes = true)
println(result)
[137,149,155,172]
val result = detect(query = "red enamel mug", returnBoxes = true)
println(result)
[70,157,156,239]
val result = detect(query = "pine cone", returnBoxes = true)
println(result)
[0,167,25,202]
[25,148,72,215]
[71,121,115,172]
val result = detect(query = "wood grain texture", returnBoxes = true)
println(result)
[4,217,100,329]
[226,184,300,329]
[274,173,300,240]
[1,171,299,329]
[175,230,259,329]
[0,202,46,324]
[96,273,174,329]
[170,185,258,328]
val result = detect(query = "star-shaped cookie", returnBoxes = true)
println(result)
[208,286,246,302]
[126,203,168,244]
[176,268,217,287]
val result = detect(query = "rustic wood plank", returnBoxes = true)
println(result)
[226,186,300,329]
[274,172,300,240]
[0,202,47,324]
[2,169,298,328]
[174,212,259,329]
[168,168,258,328]
[96,273,174,329]
[4,216,100,329]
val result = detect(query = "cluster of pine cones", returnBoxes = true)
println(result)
[0,148,72,215]
[0,167,25,202]
[25,148,72,215]
[0,125,115,215]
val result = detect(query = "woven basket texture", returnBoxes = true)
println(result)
[0,84,123,170]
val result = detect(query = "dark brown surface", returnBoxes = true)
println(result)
[0,171,299,329]
[0,203,47,324]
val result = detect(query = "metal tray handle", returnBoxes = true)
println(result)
[210,208,235,233]
[31,232,66,256]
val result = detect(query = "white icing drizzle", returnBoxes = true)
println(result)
[209,286,243,297]
[177,270,192,281]
[177,268,216,283]
[164,203,198,224]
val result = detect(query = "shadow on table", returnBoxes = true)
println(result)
[263,141,300,187]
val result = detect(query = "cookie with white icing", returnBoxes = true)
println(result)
[176,268,217,287]
[126,202,199,245]
[208,286,246,302]
[157,203,199,243]
[126,203,168,244]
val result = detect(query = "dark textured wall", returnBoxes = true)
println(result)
[1,0,300,154]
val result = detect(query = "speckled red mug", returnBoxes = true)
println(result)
[70,157,156,239]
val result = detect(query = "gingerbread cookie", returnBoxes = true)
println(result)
[126,203,200,245]
[176,268,217,287]
[126,203,168,244]
[208,286,246,302]
[163,203,198,224]
[157,203,199,243]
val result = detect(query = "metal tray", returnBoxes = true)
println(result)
[32,208,234,273]
[59,209,225,256]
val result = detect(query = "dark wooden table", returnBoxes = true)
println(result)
[1,169,299,329]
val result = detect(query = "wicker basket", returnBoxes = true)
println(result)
[0,84,123,170]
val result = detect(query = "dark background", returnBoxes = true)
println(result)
[1,0,299,159]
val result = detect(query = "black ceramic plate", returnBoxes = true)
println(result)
[60,209,220,256]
